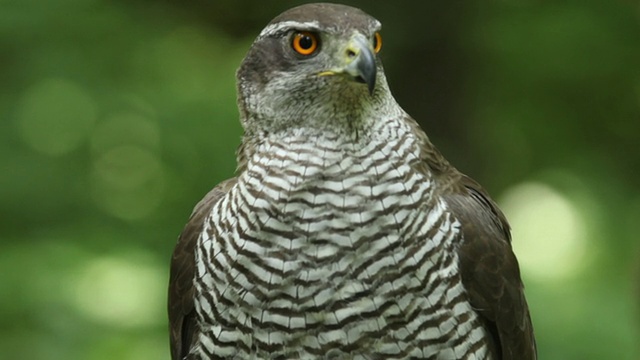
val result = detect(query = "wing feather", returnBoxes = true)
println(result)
[447,175,537,359]
[168,178,236,360]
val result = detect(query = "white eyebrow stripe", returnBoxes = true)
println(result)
[258,20,321,38]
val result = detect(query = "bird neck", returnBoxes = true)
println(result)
[234,102,418,179]
[237,74,401,141]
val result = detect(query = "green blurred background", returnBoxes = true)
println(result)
[1,0,639,359]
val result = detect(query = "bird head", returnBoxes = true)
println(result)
[236,3,397,138]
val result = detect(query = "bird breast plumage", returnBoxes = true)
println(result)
[192,122,495,359]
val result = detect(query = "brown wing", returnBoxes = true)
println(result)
[168,178,236,360]
[446,175,537,359]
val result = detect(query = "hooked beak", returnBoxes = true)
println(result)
[318,35,377,95]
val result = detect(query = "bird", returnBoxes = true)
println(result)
[168,3,536,359]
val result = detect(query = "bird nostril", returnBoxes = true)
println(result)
[346,49,357,58]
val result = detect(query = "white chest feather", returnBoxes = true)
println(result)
[193,128,492,359]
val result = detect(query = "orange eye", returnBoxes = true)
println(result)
[373,32,382,53]
[292,31,319,56]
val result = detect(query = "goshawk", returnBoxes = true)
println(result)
[169,3,536,359]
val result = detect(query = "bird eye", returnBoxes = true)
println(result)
[373,32,382,53]
[292,31,319,56]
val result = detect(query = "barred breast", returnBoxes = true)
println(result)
[191,118,493,359]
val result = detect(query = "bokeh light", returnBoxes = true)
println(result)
[91,144,166,220]
[16,78,97,156]
[72,254,166,328]
[500,181,588,281]
[91,110,161,156]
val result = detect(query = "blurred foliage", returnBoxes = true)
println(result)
[1,0,639,359]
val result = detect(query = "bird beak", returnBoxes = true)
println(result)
[318,35,377,95]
